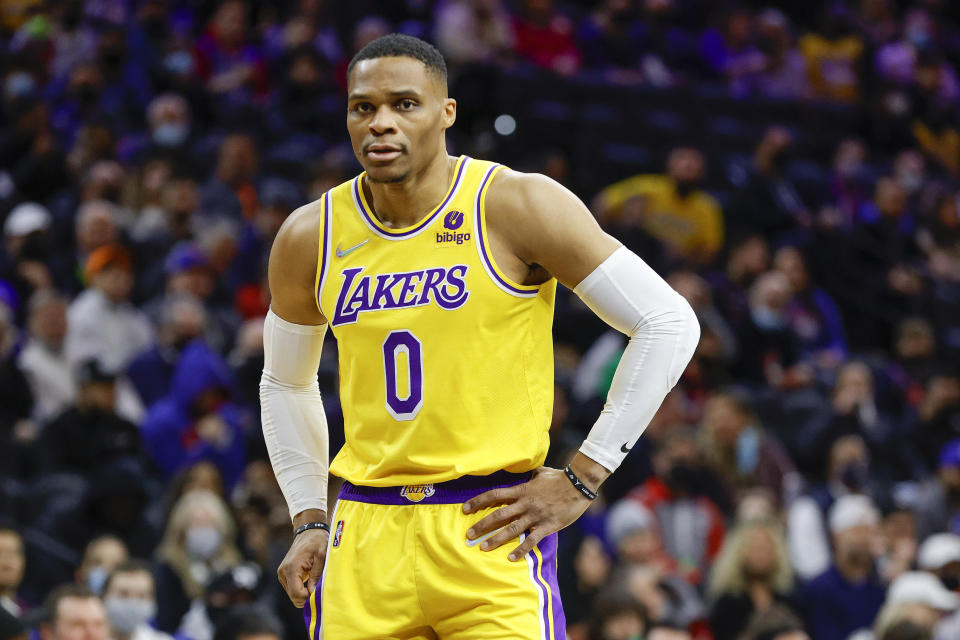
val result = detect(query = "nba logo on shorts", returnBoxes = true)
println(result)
[400,484,435,503]
[443,210,464,230]
[332,520,344,547]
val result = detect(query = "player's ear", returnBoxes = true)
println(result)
[441,98,456,130]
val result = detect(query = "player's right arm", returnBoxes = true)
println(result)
[261,202,330,608]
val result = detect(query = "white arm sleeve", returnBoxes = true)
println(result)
[260,309,329,520]
[573,247,700,472]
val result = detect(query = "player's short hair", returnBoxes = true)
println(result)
[347,34,447,85]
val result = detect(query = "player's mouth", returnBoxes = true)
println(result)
[366,144,404,162]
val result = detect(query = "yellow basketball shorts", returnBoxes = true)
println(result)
[303,471,566,639]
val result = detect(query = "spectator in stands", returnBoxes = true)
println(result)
[65,245,153,373]
[180,565,264,640]
[917,533,960,591]
[577,0,644,74]
[511,0,582,75]
[885,317,938,409]
[869,572,959,640]
[914,370,960,470]
[799,4,865,102]
[773,245,848,371]
[733,271,811,389]
[830,138,871,225]
[38,360,139,476]
[731,126,811,238]
[199,134,259,221]
[75,536,129,597]
[738,605,810,640]
[798,494,886,640]
[798,361,918,482]
[707,232,770,331]
[561,535,612,636]
[0,528,25,617]
[615,564,709,638]
[627,428,726,585]
[699,391,799,508]
[707,519,797,640]
[699,8,766,97]
[154,491,243,634]
[587,590,649,640]
[102,560,170,640]
[788,435,877,581]
[73,201,121,270]
[435,0,514,68]
[193,0,268,107]
[914,441,960,539]
[668,271,737,392]
[140,338,244,488]
[211,606,283,640]
[605,499,673,572]
[753,9,810,100]
[144,94,192,163]
[18,290,73,424]
[128,294,206,407]
[0,302,33,476]
[910,50,960,178]
[1,201,58,310]
[40,584,109,640]
[593,147,724,266]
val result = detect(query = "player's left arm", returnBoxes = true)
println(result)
[463,170,700,561]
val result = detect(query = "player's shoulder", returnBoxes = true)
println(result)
[271,197,325,262]
[485,167,570,219]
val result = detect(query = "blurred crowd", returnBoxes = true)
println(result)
[2,1,960,640]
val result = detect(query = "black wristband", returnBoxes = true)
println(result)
[294,521,330,537]
[563,465,598,501]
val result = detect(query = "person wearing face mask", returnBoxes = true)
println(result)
[103,561,171,640]
[915,441,960,540]
[75,536,130,597]
[797,495,886,640]
[143,94,194,169]
[154,490,242,634]
[700,391,800,510]
[624,428,727,586]
[592,147,723,266]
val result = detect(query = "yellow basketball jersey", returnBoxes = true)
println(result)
[314,155,556,486]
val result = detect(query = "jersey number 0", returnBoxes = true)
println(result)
[382,330,423,420]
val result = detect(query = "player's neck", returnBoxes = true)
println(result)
[363,153,455,229]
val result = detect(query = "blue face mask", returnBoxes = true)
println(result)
[164,51,194,75]
[87,566,109,595]
[751,306,785,330]
[5,72,36,99]
[737,428,760,475]
[153,123,188,147]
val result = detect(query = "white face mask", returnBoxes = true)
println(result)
[185,526,223,560]
[105,597,157,634]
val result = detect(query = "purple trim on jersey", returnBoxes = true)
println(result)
[536,533,566,639]
[474,165,538,296]
[354,157,467,238]
[315,191,330,314]
[338,470,531,505]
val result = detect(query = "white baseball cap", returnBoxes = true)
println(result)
[4,202,51,237]
[828,494,880,534]
[918,533,960,570]
[606,499,656,547]
[887,571,960,610]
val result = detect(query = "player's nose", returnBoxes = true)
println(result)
[369,104,397,135]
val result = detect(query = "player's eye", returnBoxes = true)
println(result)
[352,102,373,113]
[397,99,416,111]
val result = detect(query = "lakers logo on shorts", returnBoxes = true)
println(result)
[400,484,435,503]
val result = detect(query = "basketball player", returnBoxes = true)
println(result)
[260,34,699,639]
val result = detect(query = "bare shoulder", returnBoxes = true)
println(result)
[268,198,326,324]
[484,167,620,289]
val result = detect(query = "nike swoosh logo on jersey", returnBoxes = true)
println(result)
[621,442,632,453]
[336,239,369,258]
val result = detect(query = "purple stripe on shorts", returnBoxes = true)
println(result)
[537,533,566,640]
[337,470,531,505]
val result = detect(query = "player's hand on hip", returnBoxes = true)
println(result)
[277,529,329,608]
[462,466,593,562]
